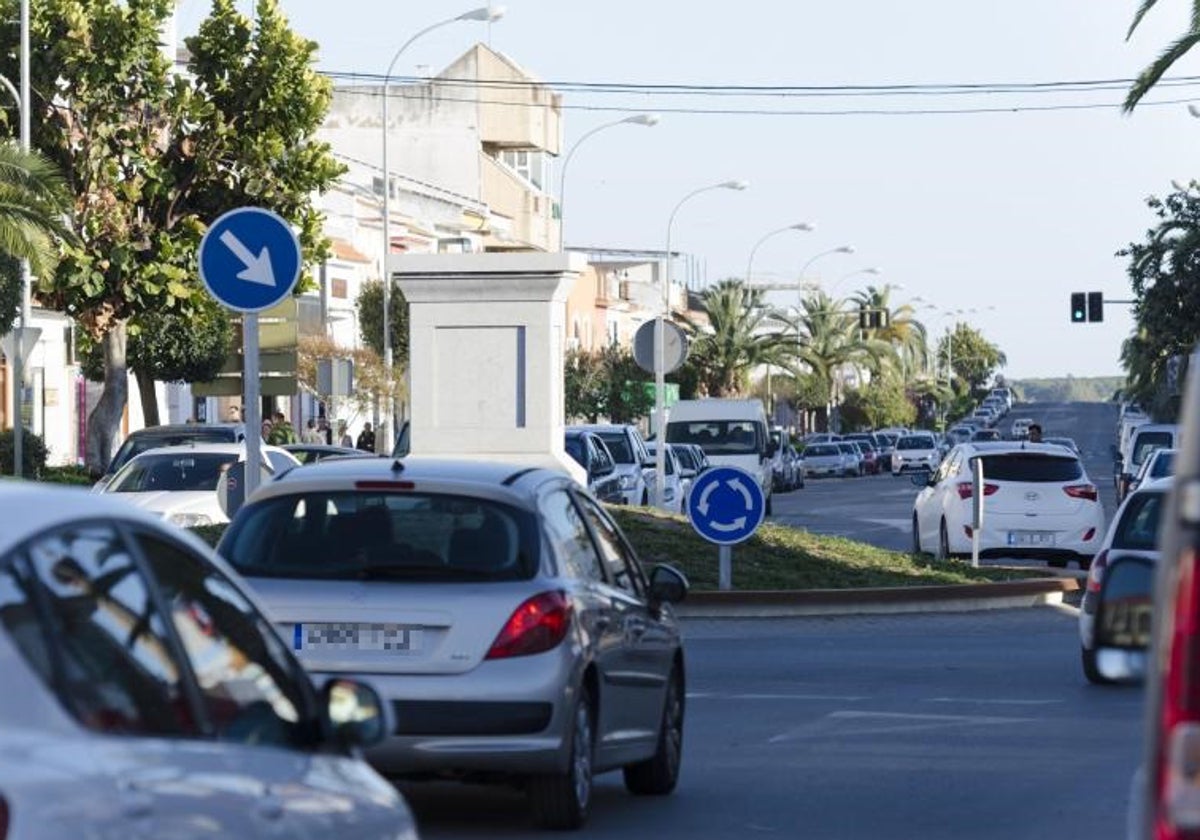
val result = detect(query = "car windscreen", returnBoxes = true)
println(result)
[974,453,1083,482]
[1150,450,1176,479]
[1133,432,1174,466]
[596,432,634,464]
[109,452,238,493]
[973,430,1001,441]
[667,420,761,455]
[897,436,934,450]
[674,446,697,470]
[805,445,838,457]
[108,431,236,474]
[222,492,539,582]
[1114,491,1166,551]
[875,433,897,446]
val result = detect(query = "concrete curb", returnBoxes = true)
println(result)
[676,577,1082,618]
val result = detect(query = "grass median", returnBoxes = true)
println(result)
[191,507,1044,592]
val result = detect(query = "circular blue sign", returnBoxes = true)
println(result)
[198,207,302,313]
[686,466,766,545]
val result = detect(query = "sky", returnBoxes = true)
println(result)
[177,0,1200,379]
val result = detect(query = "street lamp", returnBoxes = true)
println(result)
[797,245,854,297]
[655,178,748,507]
[829,266,882,296]
[745,222,815,286]
[558,113,659,250]
[378,5,505,454]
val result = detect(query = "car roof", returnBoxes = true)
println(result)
[571,423,634,435]
[0,483,204,555]
[128,441,289,458]
[256,456,569,510]
[957,441,1078,456]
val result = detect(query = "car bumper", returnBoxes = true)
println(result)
[313,650,579,777]
[946,511,1104,558]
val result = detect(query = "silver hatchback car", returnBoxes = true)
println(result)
[218,457,690,830]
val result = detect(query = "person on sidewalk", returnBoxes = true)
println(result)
[302,419,323,445]
[267,411,297,445]
[356,422,375,453]
[337,420,352,448]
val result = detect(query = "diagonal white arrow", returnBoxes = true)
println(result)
[727,477,754,509]
[710,516,748,533]
[697,480,719,517]
[220,230,276,287]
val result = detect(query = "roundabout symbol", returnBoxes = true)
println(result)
[687,466,766,546]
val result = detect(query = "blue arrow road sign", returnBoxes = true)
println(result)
[687,465,766,545]
[198,207,302,313]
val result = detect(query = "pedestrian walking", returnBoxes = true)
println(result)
[267,411,297,445]
[302,419,323,444]
[337,421,352,448]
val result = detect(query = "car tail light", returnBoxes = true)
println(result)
[1159,548,1200,837]
[1086,550,1108,595]
[0,796,8,839]
[486,591,572,660]
[1063,484,1098,502]
[956,482,999,500]
[1082,528,1096,542]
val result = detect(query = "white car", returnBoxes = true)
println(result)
[101,441,300,526]
[573,424,653,506]
[891,433,940,475]
[0,484,416,839]
[911,442,1106,567]
[1079,477,1171,684]
[645,441,686,513]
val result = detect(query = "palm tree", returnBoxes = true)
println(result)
[679,278,794,397]
[1123,1,1200,110]
[851,284,929,381]
[786,290,892,407]
[0,141,72,282]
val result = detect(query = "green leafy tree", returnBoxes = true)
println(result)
[788,290,893,407]
[937,323,1006,395]
[851,284,929,381]
[839,376,917,432]
[0,143,72,289]
[1123,0,1200,110]
[357,279,410,367]
[600,344,655,424]
[565,346,607,422]
[680,278,794,397]
[1117,187,1200,420]
[0,0,342,470]
[0,254,21,335]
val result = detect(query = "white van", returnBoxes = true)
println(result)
[665,398,775,514]
[1119,423,1180,500]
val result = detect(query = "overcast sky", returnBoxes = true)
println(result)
[180,0,1200,379]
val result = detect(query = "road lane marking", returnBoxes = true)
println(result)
[923,697,1062,706]
[688,691,868,702]
[768,710,1033,743]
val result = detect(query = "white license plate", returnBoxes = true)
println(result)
[293,622,423,653]
[1007,531,1056,547]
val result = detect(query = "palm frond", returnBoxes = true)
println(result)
[1127,0,1163,40]
[1124,30,1200,112]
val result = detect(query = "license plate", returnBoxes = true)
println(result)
[293,622,423,653]
[1007,531,1056,547]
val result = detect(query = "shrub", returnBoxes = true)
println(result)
[39,465,95,486]
[0,428,47,476]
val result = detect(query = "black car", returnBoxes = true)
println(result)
[564,429,625,504]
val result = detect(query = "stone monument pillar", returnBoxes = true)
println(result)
[392,252,586,484]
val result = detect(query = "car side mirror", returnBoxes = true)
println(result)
[648,564,689,606]
[322,677,392,749]
[1092,554,1153,683]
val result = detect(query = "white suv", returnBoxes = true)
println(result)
[891,433,940,475]
[572,424,653,506]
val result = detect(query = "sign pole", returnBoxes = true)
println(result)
[971,456,984,568]
[244,313,261,497]
[718,544,732,591]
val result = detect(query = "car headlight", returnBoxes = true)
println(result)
[618,473,637,491]
[166,512,214,528]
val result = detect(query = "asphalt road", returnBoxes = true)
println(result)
[399,608,1142,839]
[772,402,1123,563]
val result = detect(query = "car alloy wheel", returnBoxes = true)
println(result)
[624,666,684,795]
[529,688,595,829]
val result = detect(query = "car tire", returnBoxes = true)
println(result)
[528,688,595,830]
[1081,645,1111,685]
[912,514,923,556]
[624,665,684,796]
[937,520,951,561]
[766,494,773,517]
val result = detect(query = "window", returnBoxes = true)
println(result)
[576,496,646,595]
[331,278,348,299]
[16,525,195,736]
[1114,492,1167,551]
[135,533,310,750]
[975,454,1083,483]
[597,432,635,464]
[666,421,761,455]
[221,492,540,582]
[1133,433,1174,467]
[542,490,604,582]
[265,451,297,475]
[109,452,238,493]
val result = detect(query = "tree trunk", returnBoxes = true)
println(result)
[135,367,160,427]
[85,321,128,474]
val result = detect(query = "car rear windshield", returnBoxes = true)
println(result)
[595,432,634,464]
[109,430,237,474]
[1133,432,1174,466]
[974,453,1083,482]
[1114,491,1166,551]
[667,420,761,455]
[897,436,934,450]
[221,492,540,582]
[109,452,238,493]
[805,444,839,457]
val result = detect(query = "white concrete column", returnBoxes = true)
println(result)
[392,252,586,484]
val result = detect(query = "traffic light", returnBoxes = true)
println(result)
[1087,291,1103,322]
[859,305,869,330]
[1071,292,1086,323]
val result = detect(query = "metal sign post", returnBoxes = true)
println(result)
[718,544,733,591]
[972,456,984,568]
[198,207,301,500]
